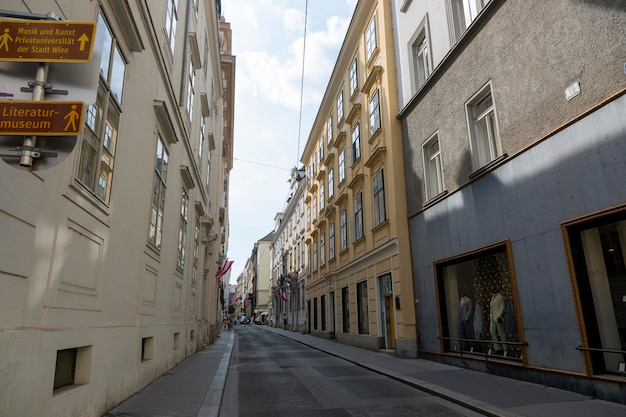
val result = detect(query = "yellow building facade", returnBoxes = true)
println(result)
[302,0,416,357]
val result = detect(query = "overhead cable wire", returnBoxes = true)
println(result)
[295,0,308,167]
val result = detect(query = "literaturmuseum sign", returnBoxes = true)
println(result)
[0,101,85,135]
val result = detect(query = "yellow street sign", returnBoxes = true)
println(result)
[0,101,84,135]
[0,20,96,62]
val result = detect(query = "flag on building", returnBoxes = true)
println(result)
[215,258,234,279]
[280,290,288,302]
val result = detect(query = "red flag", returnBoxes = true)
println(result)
[216,259,234,279]
[280,291,289,302]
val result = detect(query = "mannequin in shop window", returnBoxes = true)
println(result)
[490,291,507,354]
[458,295,473,350]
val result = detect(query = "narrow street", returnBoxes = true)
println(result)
[219,325,483,417]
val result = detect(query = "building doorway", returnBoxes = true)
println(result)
[379,273,395,349]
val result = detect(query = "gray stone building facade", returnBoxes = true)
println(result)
[394,0,626,402]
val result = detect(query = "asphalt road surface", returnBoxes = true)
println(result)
[219,325,485,417]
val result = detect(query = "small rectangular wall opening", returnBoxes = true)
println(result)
[142,336,154,361]
[174,332,180,350]
[53,345,92,393]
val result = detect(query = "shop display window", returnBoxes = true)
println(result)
[436,242,522,360]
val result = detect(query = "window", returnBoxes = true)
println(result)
[424,133,444,199]
[328,168,334,198]
[186,58,195,121]
[340,210,348,251]
[349,56,358,96]
[329,223,336,259]
[54,348,76,390]
[365,15,377,62]
[149,136,169,248]
[467,85,501,169]
[352,123,361,165]
[192,220,199,282]
[450,0,486,42]
[354,193,364,241]
[357,281,369,334]
[412,29,431,90]
[177,190,188,269]
[321,294,327,331]
[342,286,350,333]
[314,298,318,330]
[436,244,520,358]
[166,0,178,55]
[373,170,386,227]
[53,346,91,392]
[319,136,324,161]
[313,197,317,220]
[337,90,344,122]
[313,241,318,270]
[339,149,346,182]
[199,117,205,161]
[141,336,154,361]
[369,90,381,137]
[568,215,626,375]
[76,11,124,204]
[320,185,325,211]
[327,116,333,144]
[320,233,326,265]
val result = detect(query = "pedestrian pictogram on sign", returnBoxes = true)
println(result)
[0,101,84,135]
[0,20,96,62]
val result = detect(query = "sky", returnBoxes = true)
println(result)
[220,0,358,284]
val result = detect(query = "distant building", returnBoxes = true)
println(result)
[393,0,626,403]
[269,169,307,331]
[302,0,417,357]
[0,1,234,416]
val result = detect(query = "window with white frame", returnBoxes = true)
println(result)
[328,168,334,198]
[177,189,188,269]
[337,90,344,122]
[320,233,326,265]
[320,184,325,211]
[449,0,487,42]
[339,149,346,182]
[186,58,195,121]
[411,21,431,91]
[340,209,348,251]
[466,84,501,169]
[365,14,377,62]
[313,241,318,270]
[373,170,386,227]
[349,56,358,96]
[329,222,335,259]
[192,220,199,283]
[319,136,324,161]
[354,192,364,241]
[327,116,333,143]
[369,90,381,137]
[149,136,169,248]
[313,197,317,220]
[165,0,178,55]
[423,133,444,199]
[352,123,361,165]
[198,117,205,161]
[76,11,124,204]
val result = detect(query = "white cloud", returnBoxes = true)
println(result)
[220,0,356,283]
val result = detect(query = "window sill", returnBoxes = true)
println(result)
[468,153,508,180]
[423,190,449,209]
[372,219,389,232]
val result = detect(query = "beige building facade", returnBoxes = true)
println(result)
[0,1,233,416]
[302,0,417,357]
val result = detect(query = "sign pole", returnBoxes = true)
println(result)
[19,62,48,167]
